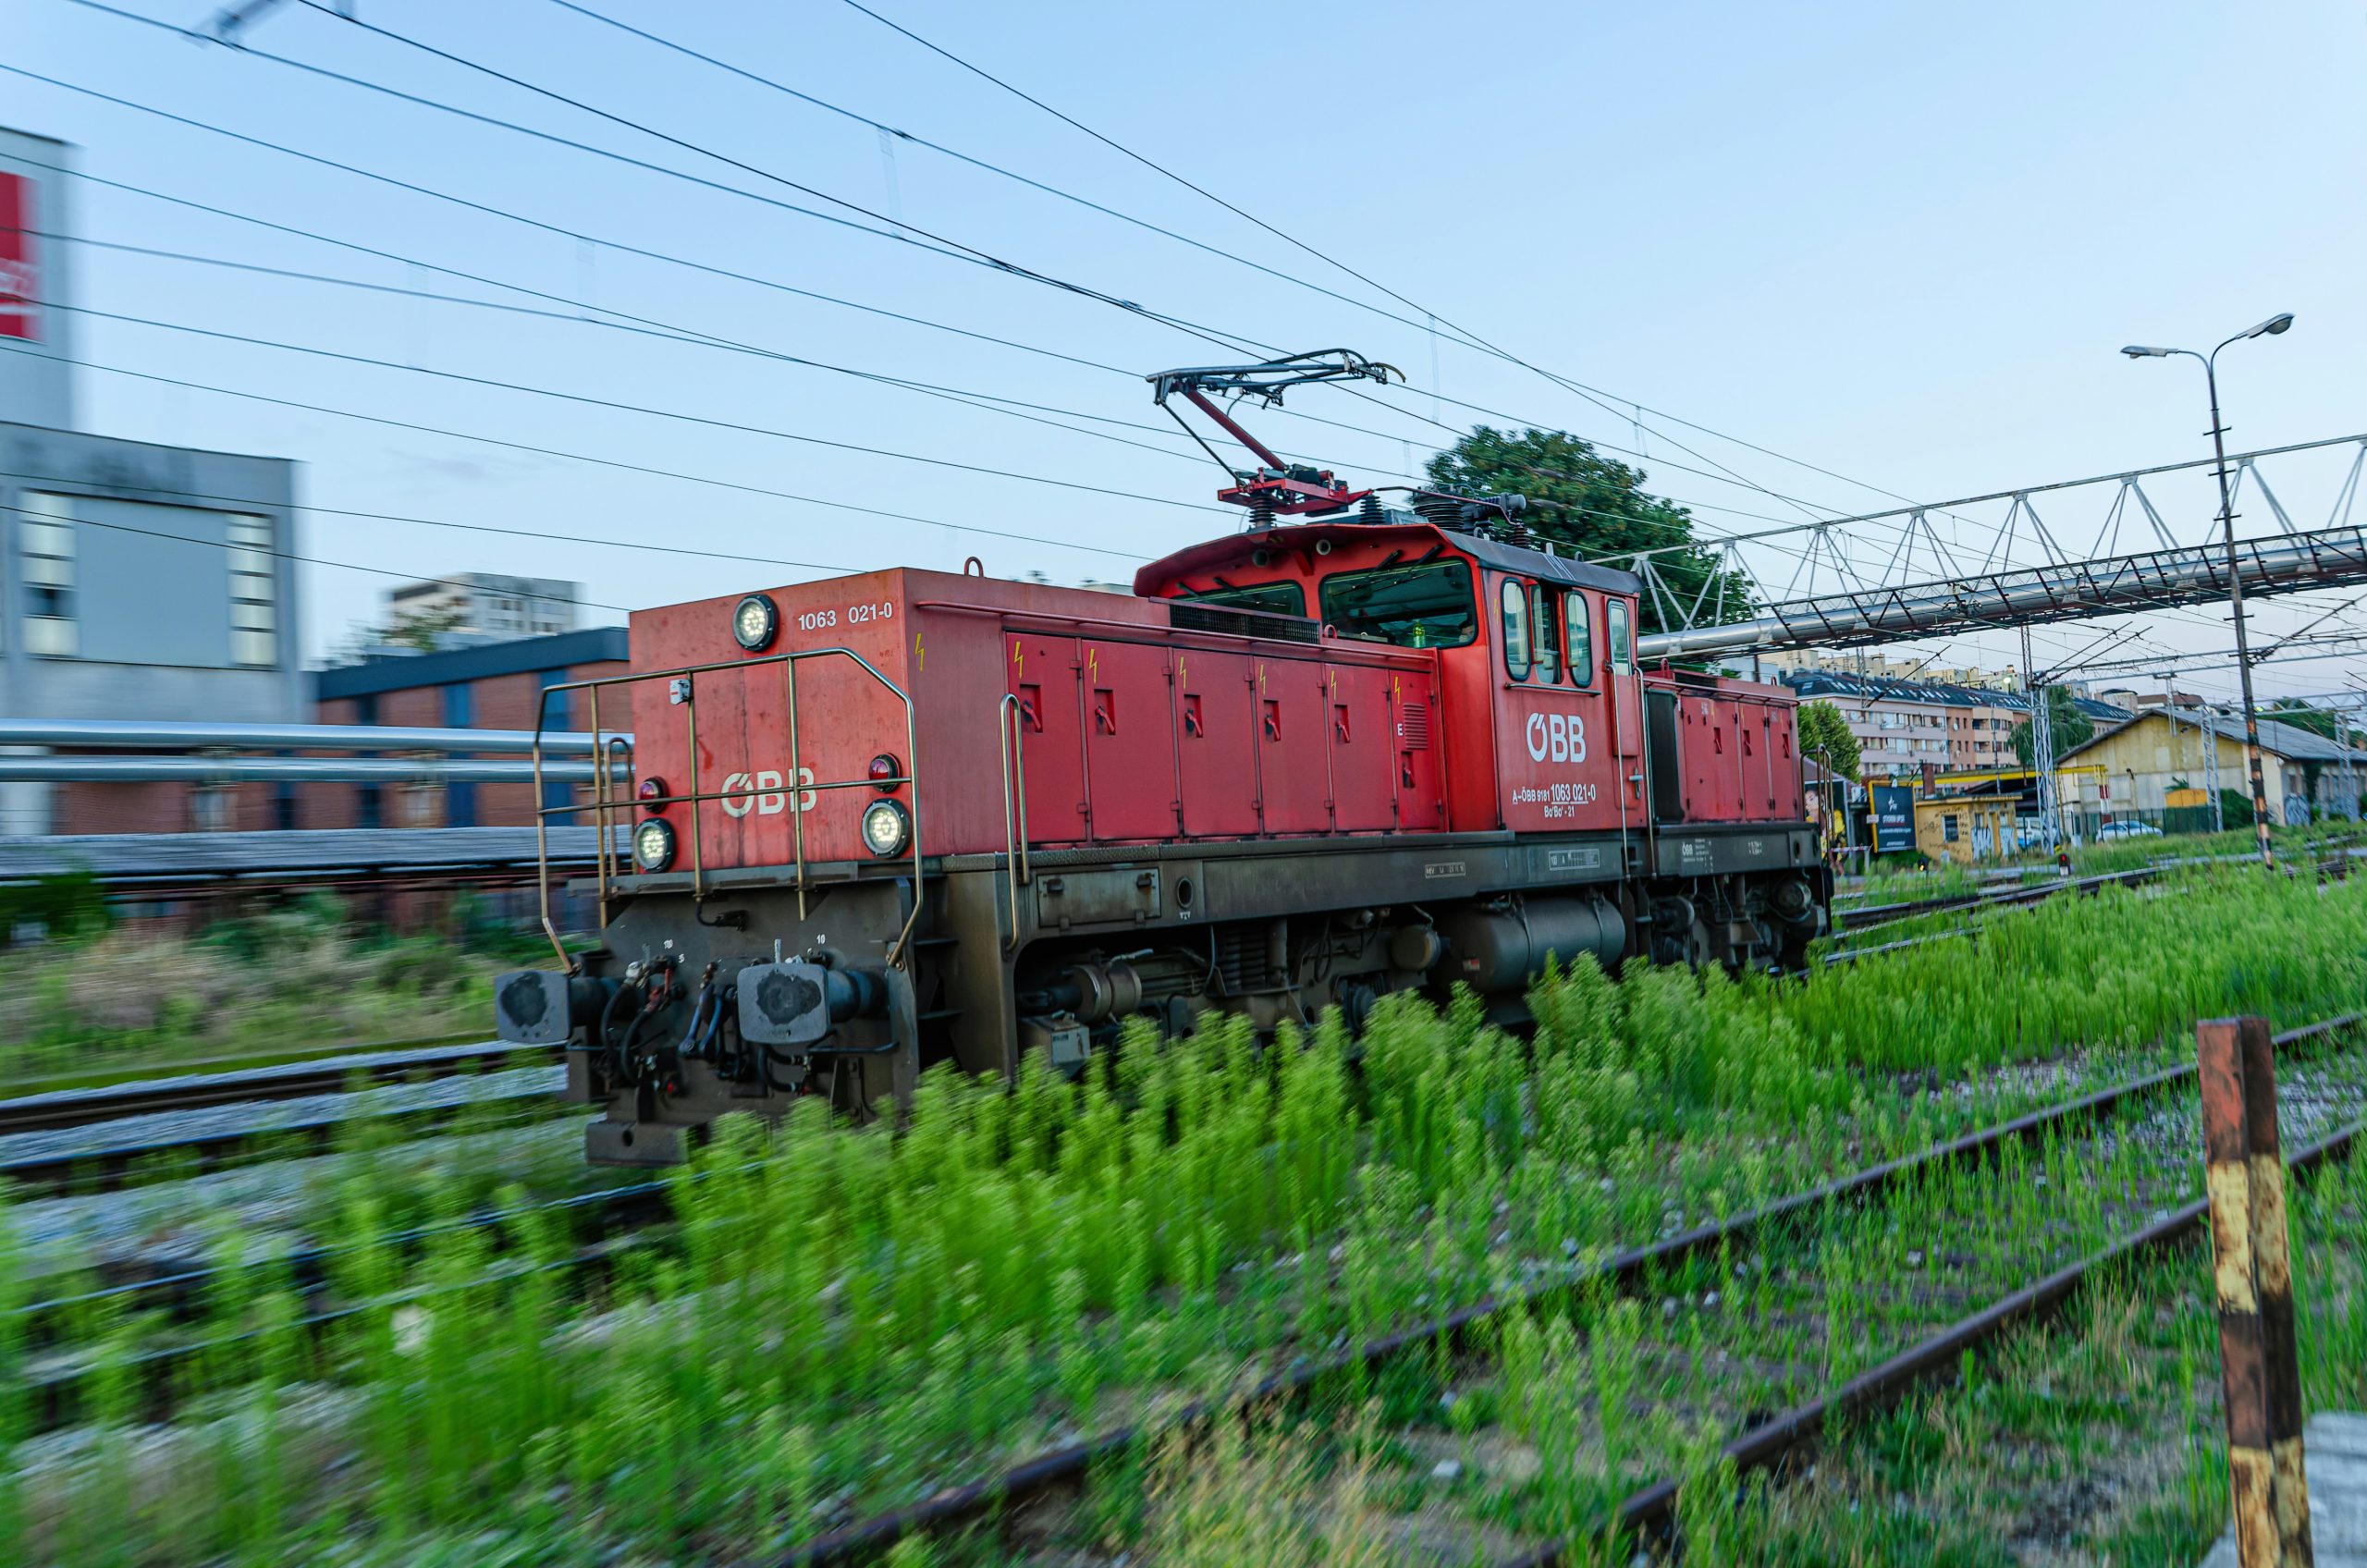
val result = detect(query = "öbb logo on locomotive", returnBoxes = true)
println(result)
[717,768,817,817]
[503,348,1829,1167]
[1525,708,1586,763]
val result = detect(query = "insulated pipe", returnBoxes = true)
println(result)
[0,719,618,754]
[1637,523,2367,660]
[0,755,599,784]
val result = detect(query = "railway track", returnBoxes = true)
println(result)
[1821,848,2361,965]
[26,1013,2355,1464]
[756,1010,2367,1563]
[0,1039,559,1136]
[1833,864,2159,932]
[0,1042,568,1196]
[1516,1105,2367,1563]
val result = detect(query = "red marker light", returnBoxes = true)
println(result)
[639,778,668,814]
[869,753,901,793]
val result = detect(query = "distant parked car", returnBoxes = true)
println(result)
[2094,821,2164,839]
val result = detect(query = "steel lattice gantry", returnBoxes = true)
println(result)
[1637,521,2367,662]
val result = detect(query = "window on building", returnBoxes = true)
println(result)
[401,779,442,828]
[1563,590,1594,686]
[190,783,234,832]
[1318,559,1477,648]
[1500,577,1531,680]
[444,682,477,828]
[355,691,381,829]
[19,494,75,656]
[227,515,277,667]
[1943,814,1959,842]
[539,668,574,821]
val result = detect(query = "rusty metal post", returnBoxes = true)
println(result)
[2199,1015,2314,1567]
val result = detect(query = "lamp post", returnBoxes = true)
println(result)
[2123,312,2295,867]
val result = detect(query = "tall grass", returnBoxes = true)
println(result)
[2,867,2360,1563]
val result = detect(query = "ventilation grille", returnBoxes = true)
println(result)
[1167,601,1321,644]
[1214,924,1270,994]
[1399,701,1430,751]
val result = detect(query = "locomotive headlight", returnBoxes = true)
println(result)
[632,816,677,873]
[860,798,911,858]
[731,593,779,652]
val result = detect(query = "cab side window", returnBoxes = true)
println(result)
[1500,577,1531,680]
[1607,596,1633,676]
[1527,583,1562,684]
[1564,590,1594,687]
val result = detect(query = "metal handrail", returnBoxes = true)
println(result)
[531,646,923,974]
[998,692,1031,951]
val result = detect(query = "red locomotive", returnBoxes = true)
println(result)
[497,353,1828,1164]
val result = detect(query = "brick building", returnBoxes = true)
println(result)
[1783,670,2128,783]
[311,627,630,831]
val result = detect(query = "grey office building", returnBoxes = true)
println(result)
[1,126,304,833]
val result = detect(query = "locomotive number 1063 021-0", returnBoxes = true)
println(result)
[797,601,895,633]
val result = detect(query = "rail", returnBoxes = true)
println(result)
[530,647,923,973]
[997,692,1030,952]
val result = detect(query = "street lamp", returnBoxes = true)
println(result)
[2120,312,2296,867]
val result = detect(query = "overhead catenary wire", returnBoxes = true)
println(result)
[0,499,635,613]
[0,63,1865,543]
[0,466,925,580]
[0,343,1149,561]
[12,221,1460,487]
[542,0,1939,530]
[155,0,1878,531]
[36,6,2312,624]
[833,0,1901,525]
[59,0,1275,361]
[35,299,1235,513]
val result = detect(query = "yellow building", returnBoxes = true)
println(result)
[1913,790,2022,864]
[2056,709,2360,826]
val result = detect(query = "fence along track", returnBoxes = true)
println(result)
[776,1012,2363,1565]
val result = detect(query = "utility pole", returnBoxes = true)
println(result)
[2123,313,2296,867]
[2020,622,2059,851]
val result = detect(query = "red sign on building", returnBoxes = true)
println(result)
[0,173,38,341]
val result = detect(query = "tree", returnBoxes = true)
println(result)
[1797,700,1861,782]
[1424,426,1756,636]
[2265,699,2340,742]
[386,605,467,654]
[2008,687,2095,768]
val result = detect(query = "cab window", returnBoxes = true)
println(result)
[1607,596,1633,675]
[1564,590,1594,687]
[1318,558,1477,648]
[1499,578,1531,680]
[1179,580,1306,617]
[1527,583,1561,684]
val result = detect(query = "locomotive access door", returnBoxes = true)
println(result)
[1255,655,1330,835]
[1392,668,1444,831]
[1079,639,1179,842]
[1174,648,1261,837]
[1324,662,1398,832]
[1005,631,1089,846]
[1604,596,1645,814]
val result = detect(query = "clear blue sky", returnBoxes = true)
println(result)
[11,0,2366,704]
